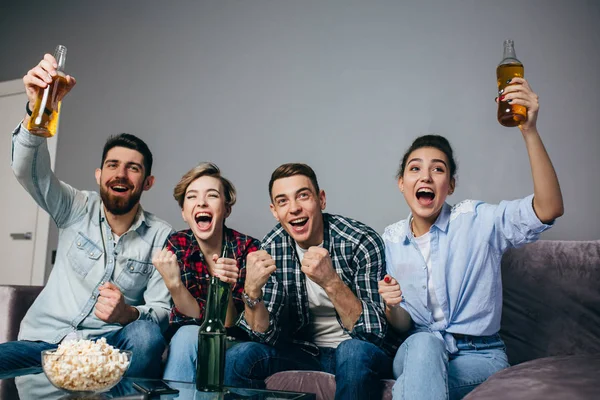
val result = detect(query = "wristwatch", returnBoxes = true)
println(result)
[242,291,263,309]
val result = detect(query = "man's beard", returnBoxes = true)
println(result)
[99,181,143,216]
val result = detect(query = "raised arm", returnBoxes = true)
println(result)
[501,77,564,223]
[12,54,82,228]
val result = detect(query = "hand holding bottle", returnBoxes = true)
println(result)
[24,48,76,137]
[211,254,239,285]
[499,77,539,133]
[23,53,76,113]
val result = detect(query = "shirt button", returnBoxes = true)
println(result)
[77,242,81,246]
[422,285,427,290]
[130,266,134,271]
[109,259,113,264]
[80,313,85,316]
[90,253,95,256]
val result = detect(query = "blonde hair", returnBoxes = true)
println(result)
[173,162,237,209]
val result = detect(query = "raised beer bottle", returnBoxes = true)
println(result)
[27,45,68,137]
[196,276,229,391]
[496,39,527,127]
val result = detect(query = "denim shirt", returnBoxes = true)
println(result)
[11,124,173,343]
[382,196,552,353]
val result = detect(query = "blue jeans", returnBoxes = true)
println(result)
[162,325,199,382]
[392,332,509,400]
[0,320,165,378]
[225,339,392,400]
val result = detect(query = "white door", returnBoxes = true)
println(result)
[0,79,56,286]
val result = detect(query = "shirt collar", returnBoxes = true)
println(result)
[403,203,451,243]
[99,204,148,232]
[187,225,234,259]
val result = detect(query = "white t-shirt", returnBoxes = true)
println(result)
[296,243,351,348]
[413,232,445,323]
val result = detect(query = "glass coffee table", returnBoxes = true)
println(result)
[0,368,315,399]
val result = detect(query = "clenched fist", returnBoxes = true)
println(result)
[245,250,276,298]
[301,247,339,290]
[378,274,404,309]
[94,282,138,325]
[152,248,181,289]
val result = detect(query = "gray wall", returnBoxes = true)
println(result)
[1,1,599,276]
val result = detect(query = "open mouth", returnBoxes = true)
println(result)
[289,217,308,231]
[195,212,213,231]
[416,188,435,206]
[108,180,132,195]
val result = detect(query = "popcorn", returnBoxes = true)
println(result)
[43,338,130,392]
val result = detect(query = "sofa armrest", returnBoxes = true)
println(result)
[0,285,44,344]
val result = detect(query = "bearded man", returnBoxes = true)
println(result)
[0,53,173,379]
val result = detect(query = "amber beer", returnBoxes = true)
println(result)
[27,45,67,137]
[497,40,526,127]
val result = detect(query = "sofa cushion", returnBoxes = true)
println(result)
[0,285,44,344]
[500,240,600,364]
[464,355,600,400]
[265,370,394,400]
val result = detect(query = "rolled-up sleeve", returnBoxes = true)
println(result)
[346,232,388,345]
[488,194,553,252]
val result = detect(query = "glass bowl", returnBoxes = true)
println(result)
[41,349,131,394]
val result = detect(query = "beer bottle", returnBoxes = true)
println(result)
[27,45,68,137]
[196,276,229,391]
[496,39,527,127]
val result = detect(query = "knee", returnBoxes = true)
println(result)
[336,339,385,377]
[124,320,165,353]
[226,341,268,367]
[404,332,445,352]
[336,339,377,362]
[398,332,445,364]
[225,341,273,385]
[169,326,200,354]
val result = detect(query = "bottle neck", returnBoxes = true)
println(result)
[202,276,227,329]
[54,45,67,72]
[500,40,520,65]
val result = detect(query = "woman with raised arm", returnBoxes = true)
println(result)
[379,78,563,400]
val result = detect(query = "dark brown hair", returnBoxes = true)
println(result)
[268,163,320,201]
[397,134,457,179]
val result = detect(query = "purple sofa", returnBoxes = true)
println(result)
[266,240,600,399]
[0,285,44,400]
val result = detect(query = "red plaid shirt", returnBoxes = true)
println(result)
[164,226,259,335]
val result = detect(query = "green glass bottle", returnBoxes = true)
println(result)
[196,276,229,391]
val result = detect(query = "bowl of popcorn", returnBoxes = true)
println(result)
[42,338,131,394]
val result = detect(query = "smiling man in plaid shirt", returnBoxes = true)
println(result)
[225,163,393,399]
